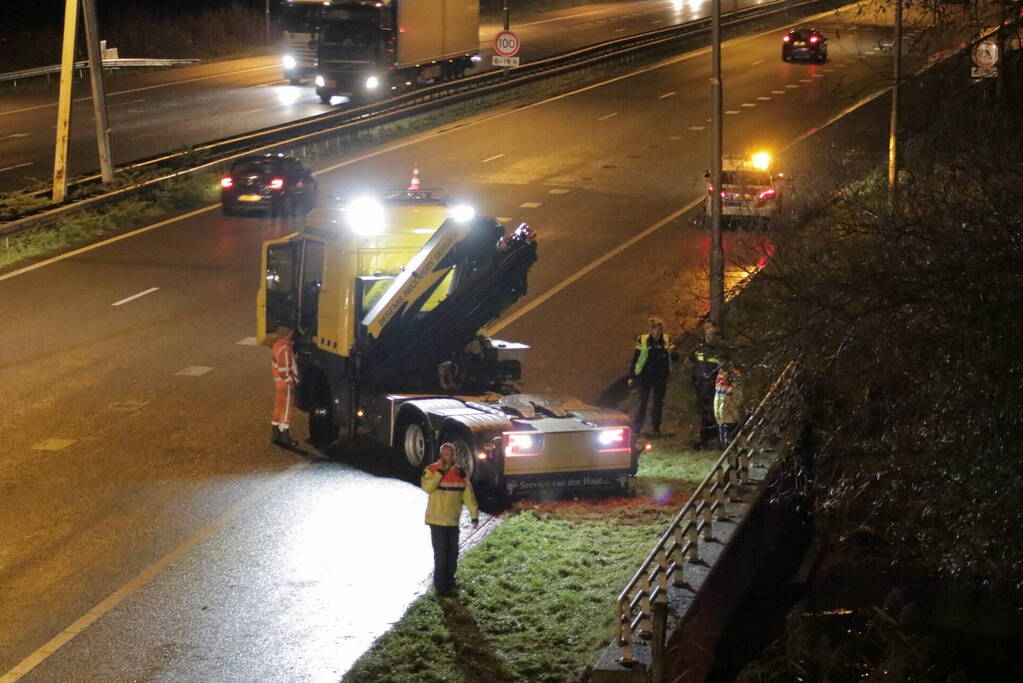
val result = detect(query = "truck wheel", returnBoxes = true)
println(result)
[308,382,338,447]
[398,417,433,471]
[443,432,476,482]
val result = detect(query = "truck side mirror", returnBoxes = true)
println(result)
[703,170,711,179]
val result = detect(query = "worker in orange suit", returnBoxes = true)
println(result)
[271,326,299,448]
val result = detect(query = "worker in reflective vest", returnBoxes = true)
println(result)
[691,322,721,449]
[714,360,744,449]
[271,326,299,448]
[628,317,675,436]
[421,442,479,598]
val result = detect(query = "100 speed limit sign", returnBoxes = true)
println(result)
[494,30,521,57]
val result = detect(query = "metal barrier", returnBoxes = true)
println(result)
[613,361,800,665]
[0,57,200,84]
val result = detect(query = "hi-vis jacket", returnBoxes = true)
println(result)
[632,333,673,378]
[272,338,298,386]
[714,367,745,425]
[421,462,480,527]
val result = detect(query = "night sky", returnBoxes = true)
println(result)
[10,0,266,27]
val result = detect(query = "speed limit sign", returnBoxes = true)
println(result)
[494,30,521,57]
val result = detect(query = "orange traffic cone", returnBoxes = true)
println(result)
[408,163,421,192]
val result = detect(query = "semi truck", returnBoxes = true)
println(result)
[311,0,479,104]
[257,187,637,494]
[281,0,328,84]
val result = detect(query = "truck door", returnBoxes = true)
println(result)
[264,241,299,333]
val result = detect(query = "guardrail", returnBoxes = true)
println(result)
[0,0,828,239]
[612,361,800,666]
[0,57,200,84]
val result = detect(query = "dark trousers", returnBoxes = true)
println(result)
[695,383,717,446]
[634,374,667,433]
[429,524,460,595]
[718,423,738,450]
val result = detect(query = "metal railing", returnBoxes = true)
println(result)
[0,0,828,239]
[613,361,800,666]
[0,57,200,84]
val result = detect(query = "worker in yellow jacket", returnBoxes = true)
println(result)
[421,442,479,598]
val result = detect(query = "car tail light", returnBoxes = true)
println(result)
[269,178,285,190]
[220,177,233,188]
[809,35,819,44]
[597,427,631,452]
[758,188,777,201]
[504,432,542,457]
[783,34,791,43]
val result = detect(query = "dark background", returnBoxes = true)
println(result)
[9,0,264,27]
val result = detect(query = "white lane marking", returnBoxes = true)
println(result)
[598,112,618,121]
[488,197,703,336]
[238,108,265,115]
[757,96,772,101]
[175,366,213,377]
[615,28,626,32]
[520,202,542,208]
[0,132,30,140]
[651,19,663,25]
[548,188,570,194]
[823,68,835,72]
[725,110,740,114]
[109,98,145,107]
[0,462,309,681]
[658,91,677,99]
[496,216,512,224]
[799,78,813,83]
[751,59,764,66]
[111,287,159,307]
[0,162,32,173]
[811,74,824,78]
[688,125,705,130]
[669,135,682,140]
[786,84,800,89]
[741,103,757,108]
[236,337,259,346]
[481,153,505,163]
[772,90,787,94]
[32,438,77,452]
[0,63,278,117]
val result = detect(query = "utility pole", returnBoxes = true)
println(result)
[709,0,724,332]
[52,0,80,203]
[503,0,510,31]
[266,0,272,44]
[81,0,114,184]
[887,0,902,210]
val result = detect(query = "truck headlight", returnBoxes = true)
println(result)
[365,75,380,89]
[314,75,326,88]
[282,54,297,71]
[345,196,386,236]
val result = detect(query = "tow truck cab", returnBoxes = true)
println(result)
[257,190,636,493]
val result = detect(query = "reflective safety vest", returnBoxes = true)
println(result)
[271,338,298,386]
[422,462,480,527]
[633,333,672,377]
[692,348,721,383]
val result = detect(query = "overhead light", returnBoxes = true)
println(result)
[751,152,772,170]
[449,204,475,222]
[345,196,386,236]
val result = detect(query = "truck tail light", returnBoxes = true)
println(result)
[757,188,777,201]
[504,432,542,457]
[597,427,631,452]
[220,177,234,188]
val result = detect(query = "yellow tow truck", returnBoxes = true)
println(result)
[257,188,636,494]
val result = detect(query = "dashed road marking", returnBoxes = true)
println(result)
[0,162,32,173]
[823,68,835,72]
[688,125,705,130]
[481,153,505,163]
[519,202,543,208]
[32,438,77,452]
[669,135,683,139]
[496,217,512,223]
[236,337,260,346]
[548,188,570,194]
[799,78,813,83]
[785,84,799,89]
[757,96,772,101]
[175,366,214,377]
[741,103,757,108]
[771,90,786,95]
[725,110,740,114]
[811,74,824,78]
[658,91,676,99]
[751,59,764,66]
[598,112,618,121]
[238,108,265,115]
[111,287,159,307]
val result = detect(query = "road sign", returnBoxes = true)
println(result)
[494,30,521,57]
[971,65,997,79]
[972,40,999,68]
[492,55,520,67]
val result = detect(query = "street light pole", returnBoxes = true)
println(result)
[709,0,724,332]
[81,0,114,185]
[266,0,272,44]
[52,0,80,203]
[887,0,902,209]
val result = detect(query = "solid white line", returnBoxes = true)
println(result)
[751,59,765,66]
[0,64,278,117]
[658,91,676,99]
[0,132,30,140]
[109,98,146,107]
[238,108,265,115]
[487,197,703,335]
[481,153,505,163]
[598,112,618,120]
[0,462,309,682]
[111,287,159,307]
[0,162,32,173]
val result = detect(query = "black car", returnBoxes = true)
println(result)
[782,28,828,63]
[220,154,317,216]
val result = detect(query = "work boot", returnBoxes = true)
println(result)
[274,428,298,449]
[271,426,280,444]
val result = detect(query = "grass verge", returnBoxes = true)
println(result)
[343,432,718,683]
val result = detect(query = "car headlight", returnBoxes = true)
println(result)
[282,54,297,71]
[314,75,326,88]
[365,75,380,90]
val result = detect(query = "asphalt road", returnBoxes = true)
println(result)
[0,1,991,680]
[1,0,787,193]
